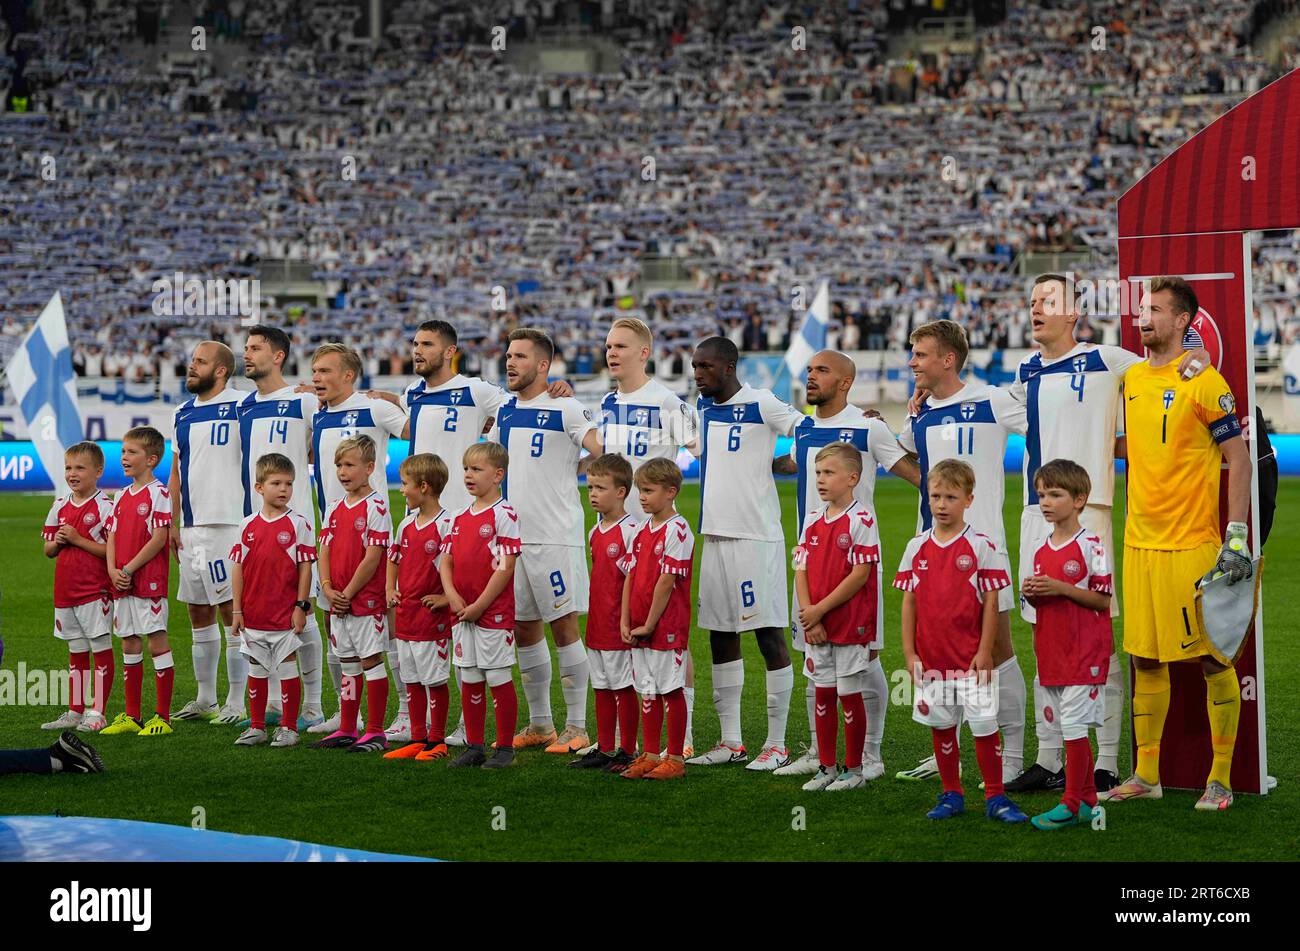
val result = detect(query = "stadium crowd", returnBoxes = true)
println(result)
[1,0,1298,383]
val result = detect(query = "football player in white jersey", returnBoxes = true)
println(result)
[600,316,700,754]
[1002,274,1209,793]
[235,325,326,731]
[366,318,572,746]
[310,343,411,739]
[771,350,920,778]
[896,320,1029,783]
[686,336,805,771]
[168,342,247,726]
[495,328,604,754]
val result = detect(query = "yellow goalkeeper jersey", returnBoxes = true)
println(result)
[1123,361,1240,551]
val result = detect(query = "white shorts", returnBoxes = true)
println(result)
[911,675,1000,736]
[452,622,516,671]
[803,641,872,688]
[697,536,789,633]
[329,613,387,659]
[177,525,240,605]
[514,544,589,623]
[588,647,634,691]
[1039,683,1105,741]
[1019,504,1117,623]
[239,628,300,670]
[112,595,168,637]
[631,646,687,695]
[397,638,452,686]
[792,563,884,652]
[54,598,113,642]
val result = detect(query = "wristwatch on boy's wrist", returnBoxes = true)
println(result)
[295,600,312,611]
[121,566,133,578]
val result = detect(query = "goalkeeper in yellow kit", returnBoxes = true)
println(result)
[1103,276,1254,811]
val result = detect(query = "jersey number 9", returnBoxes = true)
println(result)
[530,432,544,457]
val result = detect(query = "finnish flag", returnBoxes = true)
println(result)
[3,292,83,495]
[784,279,830,381]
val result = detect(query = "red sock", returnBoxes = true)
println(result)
[641,694,664,755]
[615,685,638,754]
[428,683,449,741]
[92,649,115,714]
[815,686,839,767]
[281,676,301,731]
[340,673,363,734]
[841,691,866,770]
[490,681,517,749]
[154,661,174,722]
[69,652,91,714]
[406,683,428,743]
[124,660,143,721]
[664,688,687,757]
[462,680,487,745]
[248,675,268,730]
[364,672,389,735]
[931,726,962,794]
[975,732,1004,799]
[595,688,617,753]
[1064,736,1097,810]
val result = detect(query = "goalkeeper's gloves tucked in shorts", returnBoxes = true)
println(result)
[1206,521,1252,585]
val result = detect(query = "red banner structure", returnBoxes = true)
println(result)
[1114,69,1300,794]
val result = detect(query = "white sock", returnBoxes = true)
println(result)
[517,640,553,728]
[453,665,465,732]
[996,656,1026,780]
[1032,672,1063,773]
[327,650,343,697]
[683,686,695,744]
[764,665,793,750]
[266,663,282,714]
[803,677,817,747]
[224,635,248,710]
[862,657,886,762]
[298,616,323,711]
[191,625,220,707]
[712,659,744,747]
[556,640,589,730]
[1097,651,1123,775]
[388,649,407,717]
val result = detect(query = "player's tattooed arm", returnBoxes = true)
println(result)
[890,455,921,487]
[772,455,798,475]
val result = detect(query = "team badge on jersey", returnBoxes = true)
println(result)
[732,405,747,421]
[277,401,291,415]
[424,539,437,554]
[956,554,973,571]
[606,542,620,558]
[838,429,854,442]
[353,517,366,531]
[1064,559,1083,578]
[478,523,493,538]
[277,530,292,545]
[449,389,464,404]
[218,404,232,419]
[136,502,149,516]
[536,410,551,426]
[960,402,976,421]
[837,533,851,549]
[1163,388,1176,410]
[342,412,358,427]
[83,512,96,524]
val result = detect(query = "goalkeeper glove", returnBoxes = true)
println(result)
[1205,521,1252,586]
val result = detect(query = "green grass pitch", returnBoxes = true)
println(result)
[0,476,1296,861]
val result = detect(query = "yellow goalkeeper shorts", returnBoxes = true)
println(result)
[1122,542,1220,662]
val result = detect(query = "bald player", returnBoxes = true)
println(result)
[772,350,920,778]
[169,341,249,724]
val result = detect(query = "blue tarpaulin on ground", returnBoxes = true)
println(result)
[0,816,435,862]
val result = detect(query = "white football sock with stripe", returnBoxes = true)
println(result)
[191,624,220,707]
[556,640,589,730]
[712,659,744,747]
[298,614,323,711]
[763,664,793,750]
[224,634,248,711]
[517,640,554,729]
[996,656,1027,780]
[1097,651,1123,775]
[862,656,886,762]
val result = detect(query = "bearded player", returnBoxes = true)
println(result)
[772,350,919,778]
